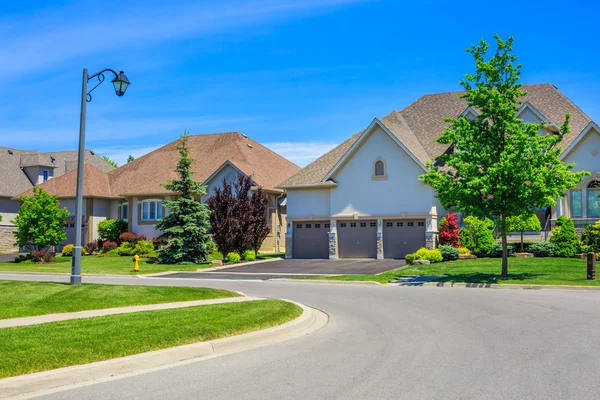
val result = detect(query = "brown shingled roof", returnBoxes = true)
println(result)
[279,83,594,187]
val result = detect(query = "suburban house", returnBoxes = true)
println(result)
[0,148,114,252]
[14,132,300,252]
[278,84,599,260]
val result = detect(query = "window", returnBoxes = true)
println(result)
[306,224,311,228]
[407,222,414,227]
[315,223,321,228]
[141,200,163,221]
[571,190,582,218]
[120,202,129,222]
[340,223,346,228]
[588,181,600,218]
[360,222,366,227]
[42,170,49,182]
[418,221,425,227]
[375,161,385,176]
[350,222,356,227]
[386,222,393,227]
[370,222,376,227]
[296,224,302,228]
[324,223,330,228]
[397,222,403,227]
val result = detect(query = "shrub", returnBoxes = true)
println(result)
[459,227,475,251]
[226,252,241,264]
[99,248,121,257]
[98,219,128,242]
[151,235,167,250]
[550,216,579,257]
[134,240,155,256]
[490,242,515,258]
[414,247,443,263]
[439,213,460,247]
[458,247,472,255]
[207,240,217,254]
[61,244,86,257]
[438,245,460,261]
[581,221,600,252]
[119,232,137,243]
[461,217,495,257]
[529,242,555,257]
[117,242,135,257]
[243,250,256,261]
[32,249,55,263]
[101,241,118,252]
[14,254,33,263]
[84,241,98,255]
[405,253,416,265]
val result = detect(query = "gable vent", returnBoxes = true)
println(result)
[247,144,253,148]
[7,149,13,155]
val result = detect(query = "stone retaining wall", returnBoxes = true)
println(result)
[0,227,18,253]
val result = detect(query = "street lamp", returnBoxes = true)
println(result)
[70,68,130,285]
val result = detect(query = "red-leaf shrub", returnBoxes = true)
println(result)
[84,241,98,254]
[439,213,460,248]
[102,241,118,252]
[31,249,55,263]
[119,232,137,243]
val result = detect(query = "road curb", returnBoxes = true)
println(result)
[0,300,327,400]
[270,278,384,286]
[416,282,600,291]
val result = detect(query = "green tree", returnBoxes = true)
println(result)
[12,187,70,250]
[420,35,589,277]
[127,155,135,163]
[506,213,541,252]
[102,155,118,168]
[461,216,495,257]
[155,132,212,264]
[550,216,579,257]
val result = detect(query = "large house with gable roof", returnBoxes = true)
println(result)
[278,84,599,260]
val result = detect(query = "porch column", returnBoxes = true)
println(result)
[425,206,438,249]
[329,219,338,259]
[376,218,383,259]
[285,221,293,259]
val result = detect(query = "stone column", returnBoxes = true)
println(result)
[329,219,338,260]
[285,221,293,259]
[425,206,439,249]
[376,218,384,259]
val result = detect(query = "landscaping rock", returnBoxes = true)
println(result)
[210,260,223,267]
[515,252,534,258]
[458,254,477,259]
[413,260,431,265]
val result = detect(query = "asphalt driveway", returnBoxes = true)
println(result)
[216,258,405,275]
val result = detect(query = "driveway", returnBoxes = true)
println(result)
[4,273,600,400]
[0,253,20,262]
[215,258,405,275]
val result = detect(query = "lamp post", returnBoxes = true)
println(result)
[71,68,130,285]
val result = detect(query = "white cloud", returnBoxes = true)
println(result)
[264,141,338,167]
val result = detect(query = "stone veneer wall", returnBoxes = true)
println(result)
[0,227,18,253]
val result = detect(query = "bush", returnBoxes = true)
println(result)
[98,248,121,257]
[14,254,33,263]
[84,241,98,255]
[459,227,475,251]
[439,213,460,247]
[529,242,555,257]
[119,232,137,243]
[458,247,472,255]
[243,250,256,261]
[581,221,600,252]
[414,247,443,263]
[151,235,167,250]
[405,253,416,265]
[98,219,128,242]
[61,244,87,257]
[550,216,579,257]
[207,240,217,254]
[101,241,118,252]
[226,252,241,264]
[460,217,495,257]
[490,242,515,258]
[117,242,135,257]
[32,249,55,263]
[438,245,459,261]
[134,240,155,256]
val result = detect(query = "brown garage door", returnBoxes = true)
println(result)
[338,220,377,258]
[383,220,426,259]
[293,221,330,259]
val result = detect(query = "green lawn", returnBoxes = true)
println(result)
[0,299,302,378]
[303,257,594,286]
[0,281,239,319]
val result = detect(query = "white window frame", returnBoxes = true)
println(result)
[141,199,163,221]
[120,202,129,222]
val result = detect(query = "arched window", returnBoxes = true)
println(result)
[372,158,387,179]
[588,180,600,218]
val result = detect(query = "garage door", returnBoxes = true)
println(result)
[383,220,426,259]
[293,221,330,259]
[338,220,377,258]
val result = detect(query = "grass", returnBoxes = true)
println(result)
[302,257,595,286]
[0,251,285,275]
[0,299,302,378]
[0,281,239,319]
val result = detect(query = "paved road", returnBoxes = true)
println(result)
[217,258,406,274]
[2,273,600,400]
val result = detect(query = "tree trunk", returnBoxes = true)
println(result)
[501,214,508,278]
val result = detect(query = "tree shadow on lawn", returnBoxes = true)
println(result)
[433,272,543,284]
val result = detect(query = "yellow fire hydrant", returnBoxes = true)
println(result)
[133,254,140,272]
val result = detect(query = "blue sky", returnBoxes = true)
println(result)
[1,0,599,166]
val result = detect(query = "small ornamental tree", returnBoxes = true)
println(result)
[249,187,270,254]
[439,213,460,247]
[155,133,212,264]
[506,213,541,252]
[550,216,579,257]
[12,187,70,250]
[207,178,237,258]
[419,35,589,276]
[233,174,254,253]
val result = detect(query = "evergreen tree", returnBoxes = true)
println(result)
[420,35,588,276]
[155,133,212,264]
[101,155,118,168]
[550,216,579,257]
[127,155,135,163]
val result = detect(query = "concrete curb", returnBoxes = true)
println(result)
[0,301,328,400]
[0,296,262,329]
[270,278,384,286]
[416,282,600,291]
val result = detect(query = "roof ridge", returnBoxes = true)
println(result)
[544,84,594,128]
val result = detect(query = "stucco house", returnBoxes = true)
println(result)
[278,84,599,260]
[15,132,300,252]
[0,148,114,252]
